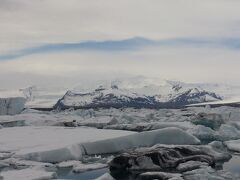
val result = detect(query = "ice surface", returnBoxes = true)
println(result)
[0,167,57,180]
[82,127,200,155]
[188,125,218,142]
[191,112,225,130]
[72,162,107,173]
[224,140,240,153]
[188,124,240,142]
[0,78,240,179]
[95,173,115,180]
[176,161,208,172]
[57,160,81,168]
[0,126,135,162]
[183,166,239,180]
[0,126,199,163]
[139,172,183,180]
[1,158,56,170]
[104,121,194,131]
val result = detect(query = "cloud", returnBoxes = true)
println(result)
[0,45,240,88]
[0,0,24,11]
[1,0,240,53]
[2,37,240,60]
[1,0,240,88]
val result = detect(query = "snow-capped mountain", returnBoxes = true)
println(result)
[3,76,239,110]
[54,77,222,110]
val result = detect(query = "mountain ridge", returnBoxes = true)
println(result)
[54,78,222,110]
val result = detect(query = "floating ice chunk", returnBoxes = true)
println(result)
[188,124,240,142]
[0,152,13,160]
[0,127,199,163]
[188,125,218,142]
[57,160,81,168]
[82,127,200,155]
[0,162,9,169]
[95,173,115,180]
[0,167,57,180]
[0,119,25,127]
[139,172,184,180]
[176,161,208,172]
[1,158,56,171]
[218,124,240,141]
[191,113,225,130]
[105,121,194,131]
[0,97,26,115]
[72,162,107,173]
[224,139,240,152]
[0,126,135,163]
[183,166,238,180]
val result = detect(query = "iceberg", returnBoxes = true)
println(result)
[0,127,199,163]
[0,97,26,115]
[82,127,200,155]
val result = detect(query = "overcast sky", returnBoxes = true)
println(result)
[1,0,240,88]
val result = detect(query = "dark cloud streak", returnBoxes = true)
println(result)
[1,37,240,61]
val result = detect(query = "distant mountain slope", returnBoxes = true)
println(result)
[54,77,222,110]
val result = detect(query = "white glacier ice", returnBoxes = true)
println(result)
[82,127,200,155]
[0,127,199,163]
[224,139,240,153]
[0,97,26,115]
[0,126,134,162]
[72,162,107,173]
[0,167,57,180]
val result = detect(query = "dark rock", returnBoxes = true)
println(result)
[109,145,231,179]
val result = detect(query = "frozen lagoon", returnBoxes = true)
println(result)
[0,106,240,179]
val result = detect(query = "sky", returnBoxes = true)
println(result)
[1,0,240,88]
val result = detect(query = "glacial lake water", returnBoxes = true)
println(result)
[223,154,240,175]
